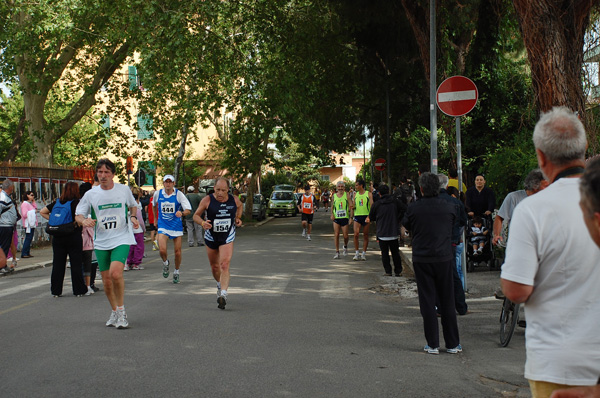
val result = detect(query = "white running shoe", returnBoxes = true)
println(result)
[301,230,306,237]
[85,286,95,296]
[217,286,222,298]
[352,253,360,261]
[307,235,311,241]
[361,253,367,261]
[116,310,129,329]
[162,260,170,278]
[342,246,348,256]
[333,252,341,259]
[124,264,130,271]
[106,311,118,327]
[217,295,227,310]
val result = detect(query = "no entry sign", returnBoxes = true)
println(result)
[436,76,478,117]
[374,158,386,171]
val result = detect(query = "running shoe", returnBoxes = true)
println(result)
[424,345,439,355]
[361,253,367,261]
[131,265,140,270]
[106,311,118,327]
[307,235,311,241]
[352,253,360,261]
[342,246,348,256]
[162,260,170,278]
[333,252,341,259]
[173,273,180,284]
[217,286,222,298]
[152,240,159,251]
[85,286,95,296]
[447,344,463,354]
[116,310,129,329]
[124,264,130,271]
[301,230,306,237]
[217,295,227,310]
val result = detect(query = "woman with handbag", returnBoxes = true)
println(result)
[20,190,37,258]
[40,182,87,297]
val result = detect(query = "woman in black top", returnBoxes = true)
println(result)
[40,182,86,297]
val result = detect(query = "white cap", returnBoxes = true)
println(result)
[187,185,195,192]
[163,175,175,182]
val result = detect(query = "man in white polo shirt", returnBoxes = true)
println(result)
[501,107,600,397]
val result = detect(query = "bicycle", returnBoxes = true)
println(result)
[499,297,520,347]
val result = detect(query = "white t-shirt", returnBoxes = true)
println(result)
[501,178,600,385]
[76,183,137,250]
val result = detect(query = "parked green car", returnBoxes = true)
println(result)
[268,189,297,217]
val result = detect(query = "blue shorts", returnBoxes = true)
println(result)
[353,215,368,226]
[333,218,349,227]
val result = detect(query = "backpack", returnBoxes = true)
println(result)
[45,200,76,236]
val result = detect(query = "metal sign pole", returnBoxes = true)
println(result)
[456,116,467,291]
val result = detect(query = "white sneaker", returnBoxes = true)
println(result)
[106,311,118,327]
[85,286,95,296]
[217,286,222,298]
[124,264,130,271]
[116,310,129,329]
[342,246,348,256]
[301,230,306,237]
[307,235,311,241]
[352,253,360,261]
[162,260,170,278]
[333,252,341,259]
[361,253,367,261]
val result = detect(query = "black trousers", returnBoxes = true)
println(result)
[50,234,86,296]
[378,238,402,275]
[414,260,460,349]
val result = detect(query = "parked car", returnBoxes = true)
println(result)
[268,189,297,217]
[240,193,267,221]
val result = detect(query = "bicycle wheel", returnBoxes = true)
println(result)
[499,298,520,347]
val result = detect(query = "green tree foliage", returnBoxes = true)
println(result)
[0,0,149,164]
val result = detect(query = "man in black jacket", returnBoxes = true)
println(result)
[438,174,468,315]
[366,185,407,276]
[402,172,461,355]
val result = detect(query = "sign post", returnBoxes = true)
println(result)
[436,75,478,291]
[374,158,386,183]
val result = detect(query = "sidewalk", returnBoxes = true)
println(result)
[1,244,54,277]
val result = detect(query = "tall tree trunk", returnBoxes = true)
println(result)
[4,109,26,162]
[22,91,54,165]
[173,122,189,187]
[512,0,599,151]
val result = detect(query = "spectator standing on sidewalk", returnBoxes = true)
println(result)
[501,107,600,397]
[40,182,87,297]
[185,185,204,247]
[0,179,18,274]
[492,169,547,247]
[126,188,146,270]
[366,184,407,276]
[465,173,495,218]
[20,190,38,258]
[549,158,600,398]
[402,172,461,355]
[437,174,468,315]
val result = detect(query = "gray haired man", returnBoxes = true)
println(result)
[0,179,17,274]
[501,107,600,396]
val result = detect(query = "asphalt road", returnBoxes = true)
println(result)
[0,210,529,398]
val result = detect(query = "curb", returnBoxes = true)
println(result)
[1,260,52,277]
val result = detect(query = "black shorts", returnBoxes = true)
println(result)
[353,215,368,226]
[147,224,156,232]
[301,213,314,224]
[333,218,349,227]
[0,226,13,255]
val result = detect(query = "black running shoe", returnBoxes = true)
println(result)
[217,296,227,310]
